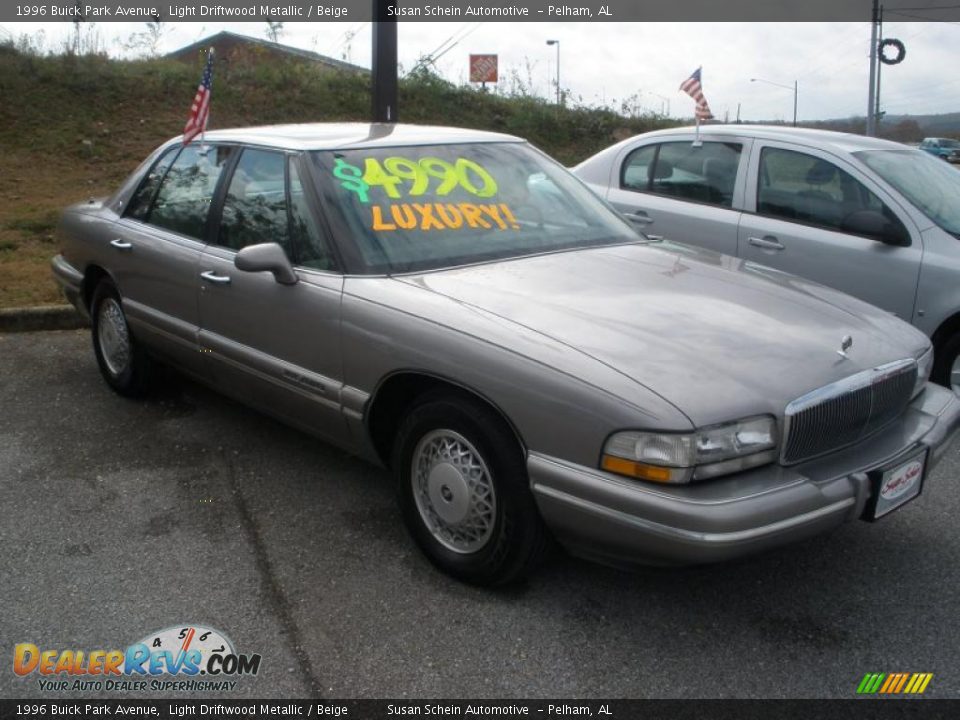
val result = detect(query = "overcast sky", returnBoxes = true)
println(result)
[3,20,958,121]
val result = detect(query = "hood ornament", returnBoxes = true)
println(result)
[837,335,853,359]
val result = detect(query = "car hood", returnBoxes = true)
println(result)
[397,242,928,427]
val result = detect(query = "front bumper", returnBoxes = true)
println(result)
[51,254,89,321]
[530,384,960,567]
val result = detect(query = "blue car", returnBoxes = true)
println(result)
[919,137,960,163]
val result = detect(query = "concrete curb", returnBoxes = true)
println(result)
[0,305,88,333]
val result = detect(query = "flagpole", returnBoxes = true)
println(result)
[200,47,214,153]
[693,117,702,147]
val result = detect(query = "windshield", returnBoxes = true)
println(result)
[856,149,960,236]
[311,142,640,273]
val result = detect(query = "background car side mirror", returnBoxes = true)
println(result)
[234,243,299,285]
[841,210,910,247]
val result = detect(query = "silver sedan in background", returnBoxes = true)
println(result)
[573,126,960,392]
[52,123,960,585]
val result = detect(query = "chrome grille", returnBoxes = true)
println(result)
[782,359,917,465]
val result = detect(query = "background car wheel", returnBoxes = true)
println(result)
[932,332,960,395]
[393,392,550,586]
[90,278,153,397]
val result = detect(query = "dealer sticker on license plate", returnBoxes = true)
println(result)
[865,448,927,521]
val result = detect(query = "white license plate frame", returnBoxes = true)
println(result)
[863,447,928,521]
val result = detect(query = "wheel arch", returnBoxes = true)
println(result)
[931,310,960,353]
[81,265,113,312]
[364,371,527,470]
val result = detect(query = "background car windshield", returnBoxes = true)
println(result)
[311,142,639,273]
[856,149,960,236]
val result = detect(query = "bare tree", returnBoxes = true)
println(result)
[71,1,83,55]
[265,20,284,43]
[124,15,168,57]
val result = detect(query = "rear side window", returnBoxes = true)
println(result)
[621,145,656,191]
[147,145,235,240]
[620,141,742,208]
[125,147,179,221]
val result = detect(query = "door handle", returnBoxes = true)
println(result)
[109,238,133,250]
[747,236,785,251]
[623,212,654,225]
[200,270,232,285]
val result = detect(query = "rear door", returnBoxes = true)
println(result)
[738,142,922,321]
[111,143,236,375]
[197,147,349,445]
[603,134,750,255]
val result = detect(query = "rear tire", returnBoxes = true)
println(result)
[393,392,549,586]
[90,278,153,397]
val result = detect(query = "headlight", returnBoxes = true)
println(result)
[601,416,778,484]
[913,345,933,399]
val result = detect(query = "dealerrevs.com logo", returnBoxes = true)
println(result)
[14,625,262,693]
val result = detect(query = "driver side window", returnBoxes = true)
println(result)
[757,147,907,241]
[217,149,291,253]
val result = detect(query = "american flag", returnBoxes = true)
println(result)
[679,67,714,121]
[183,49,215,146]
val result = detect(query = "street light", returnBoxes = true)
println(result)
[649,92,671,117]
[546,39,560,105]
[750,77,798,127]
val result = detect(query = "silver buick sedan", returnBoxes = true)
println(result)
[52,123,960,585]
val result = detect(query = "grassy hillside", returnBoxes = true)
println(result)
[0,46,671,309]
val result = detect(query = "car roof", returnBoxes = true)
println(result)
[191,122,525,151]
[641,124,910,155]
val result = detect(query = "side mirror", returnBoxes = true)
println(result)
[234,243,298,285]
[840,210,910,247]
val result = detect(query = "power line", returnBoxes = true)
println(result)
[796,24,872,82]
[407,22,482,76]
[883,4,960,9]
[885,9,960,22]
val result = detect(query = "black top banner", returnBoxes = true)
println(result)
[5,0,960,23]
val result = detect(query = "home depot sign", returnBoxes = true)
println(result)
[469,54,498,83]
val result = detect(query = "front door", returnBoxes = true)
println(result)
[738,142,922,321]
[197,147,349,445]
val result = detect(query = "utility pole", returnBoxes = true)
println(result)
[371,0,398,123]
[792,80,798,127]
[866,0,879,136]
[875,4,884,134]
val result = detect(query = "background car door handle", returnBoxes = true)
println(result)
[748,236,785,251]
[109,238,133,250]
[200,271,231,285]
[623,212,654,225]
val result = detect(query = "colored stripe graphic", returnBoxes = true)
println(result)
[857,672,933,694]
[857,673,886,694]
[879,674,897,693]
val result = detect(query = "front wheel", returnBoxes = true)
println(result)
[90,278,153,397]
[394,393,549,586]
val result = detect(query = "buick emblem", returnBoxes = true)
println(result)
[837,335,853,358]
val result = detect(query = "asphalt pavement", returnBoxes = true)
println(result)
[1,330,959,699]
